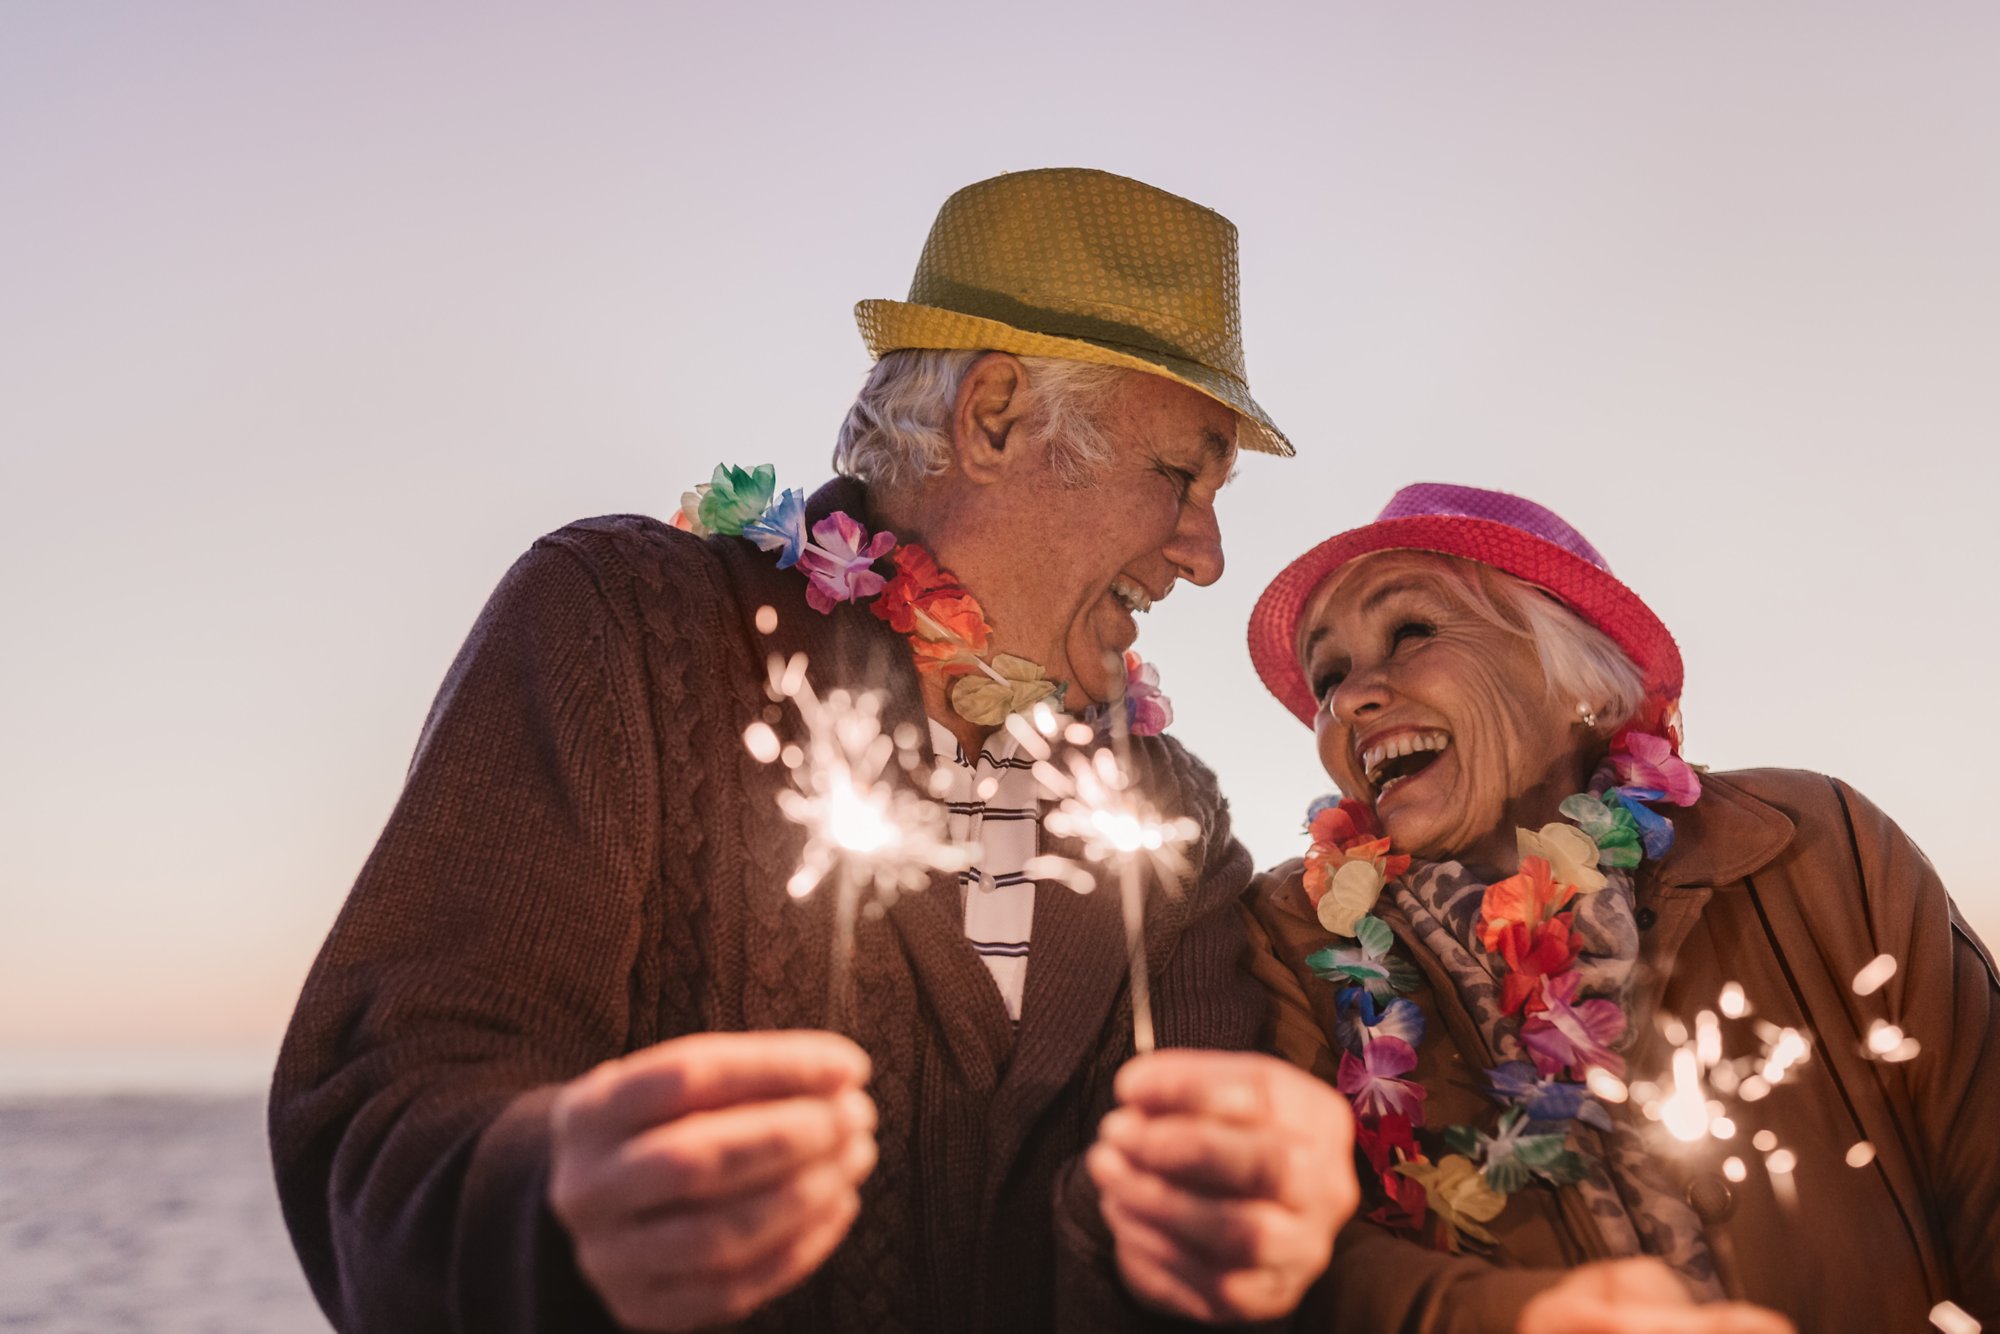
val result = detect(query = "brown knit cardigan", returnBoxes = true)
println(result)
[270,479,1265,1334]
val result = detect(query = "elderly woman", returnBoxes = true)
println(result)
[1243,484,1999,1333]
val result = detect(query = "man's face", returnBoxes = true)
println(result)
[1001,372,1238,707]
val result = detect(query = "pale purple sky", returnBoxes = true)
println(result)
[4,3,1996,1087]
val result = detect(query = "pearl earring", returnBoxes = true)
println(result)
[1577,702,1599,729]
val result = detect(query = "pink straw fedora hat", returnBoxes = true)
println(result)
[1249,483,1684,734]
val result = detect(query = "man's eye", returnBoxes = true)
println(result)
[1158,464,1196,499]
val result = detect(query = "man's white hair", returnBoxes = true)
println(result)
[832,349,1132,493]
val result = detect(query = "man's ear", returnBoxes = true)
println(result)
[951,352,1031,484]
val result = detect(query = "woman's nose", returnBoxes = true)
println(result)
[1331,666,1392,727]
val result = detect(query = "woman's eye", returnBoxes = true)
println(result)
[1313,668,1347,703]
[1391,621,1434,648]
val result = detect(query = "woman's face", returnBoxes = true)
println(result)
[1297,552,1594,870]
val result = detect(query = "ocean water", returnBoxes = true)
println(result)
[0,1095,328,1333]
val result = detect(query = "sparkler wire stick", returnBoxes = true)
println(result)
[1120,853,1154,1055]
[1104,667,1156,1056]
[1029,660,1196,1057]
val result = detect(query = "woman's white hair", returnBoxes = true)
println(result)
[1334,551,1649,736]
[832,348,1131,494]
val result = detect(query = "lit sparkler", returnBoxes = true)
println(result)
[748,652,975,1028]
[1026,692,1197,1055]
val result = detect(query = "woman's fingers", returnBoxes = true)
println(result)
[1518,1260,1796,1334]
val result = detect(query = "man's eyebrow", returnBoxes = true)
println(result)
[1201,427,1240,488]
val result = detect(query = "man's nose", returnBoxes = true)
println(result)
[1165,502,1224,587]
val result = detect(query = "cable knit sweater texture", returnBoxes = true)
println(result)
[270,479,1264,1333]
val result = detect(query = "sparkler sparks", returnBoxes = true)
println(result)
[750,653,975,1026]
[1852,953,1898,996]
[1030,700,1197,1055]
[1931,1300,1982,1334]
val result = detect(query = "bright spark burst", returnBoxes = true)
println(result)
[750,654,976,1023]
[1639,981,1839,1185]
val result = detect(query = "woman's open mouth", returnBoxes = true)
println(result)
[1361,731,1451,797]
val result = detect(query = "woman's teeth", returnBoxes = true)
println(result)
[1110,577,1153,614]
[1362,731,1451,788]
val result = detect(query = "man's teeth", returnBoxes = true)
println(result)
[1110,578,1153,614]
[1362,731,1451,787]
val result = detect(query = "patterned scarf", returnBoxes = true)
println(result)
[1383,764,1724,1298]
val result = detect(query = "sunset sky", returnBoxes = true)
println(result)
[4,3,1996,1088]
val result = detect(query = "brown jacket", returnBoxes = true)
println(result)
[270,480,1265,1333]
[1246,768,2000,1333]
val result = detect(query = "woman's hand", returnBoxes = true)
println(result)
[1518,1258,1795,1334]
[1087,1048,1357,1323]
[547,1032,877,1331]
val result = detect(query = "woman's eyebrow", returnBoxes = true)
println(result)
[1360,580,1427,615]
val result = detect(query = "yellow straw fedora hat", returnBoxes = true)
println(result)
[856,168,1293,457]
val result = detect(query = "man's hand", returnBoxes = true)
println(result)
[548,1031,877,1332]
[1518,1259,1796,1334]
[1085,1049,1357,1324]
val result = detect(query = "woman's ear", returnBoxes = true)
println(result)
[950,352,1030,485]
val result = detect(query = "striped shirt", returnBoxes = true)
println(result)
[929,718,1041,1021]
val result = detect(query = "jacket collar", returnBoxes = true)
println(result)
[1651,770,1797,889]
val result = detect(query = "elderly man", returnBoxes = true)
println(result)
[271,168,1356,1333]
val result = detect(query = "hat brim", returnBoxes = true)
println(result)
[1248,515,1684,727]
[855,298,1293,458]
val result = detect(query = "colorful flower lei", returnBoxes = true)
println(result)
[1301,732,1702,1250]
[672,463,1171,734]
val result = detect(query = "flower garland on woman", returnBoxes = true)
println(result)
[1301,729,1702,1252]
[672,463,1172,734]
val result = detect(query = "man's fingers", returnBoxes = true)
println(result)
[559,1090,874,1223]
[1113,1049,1354,1161]
[1098,1107,1300,1203]
[561,1032,871,1146]
[582,1148,871,1283]
[591,1183,864,1332]
[1099,1194,1225,1324]
[1114,1049,1280,1124]
[1088,1141,1298,1273]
